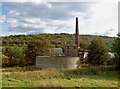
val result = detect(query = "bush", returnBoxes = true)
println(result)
[1,54,9,67]
[87,38,110,65]
[2,45,26,67]
[25,40,52,65]
[2,46,15,67]
[111,35,120,67]
[2,40,52,67]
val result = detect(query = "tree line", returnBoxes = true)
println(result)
[1,33,119,67]
[2,40,52,67]
[1,34,115,49]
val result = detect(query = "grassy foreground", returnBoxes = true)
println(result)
[2,65,119,88]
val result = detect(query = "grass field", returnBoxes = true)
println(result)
[2,65,119,88]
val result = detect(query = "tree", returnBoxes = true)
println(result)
[12,45,26,66]
[25,40,51,65]
[3,46,14,67]
[80,40,89,50]
[87,38,109,65]
[2,45,26,67]
[111,33,120,67]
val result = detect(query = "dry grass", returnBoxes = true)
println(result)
[2,66,119,87]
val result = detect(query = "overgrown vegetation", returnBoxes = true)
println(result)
[1,33,118,67]
[2,65,118,87]
[87,37,110,65]
[2,40,52,67]
[111,33,120,67]
[1,33,119,88]
[1,34,115,49]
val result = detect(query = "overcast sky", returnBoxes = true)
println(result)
[0,0,119,37]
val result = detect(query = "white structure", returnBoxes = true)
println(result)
[52,48,63,56]
[82,52,114,59]
[108,52,115,58]
[0,48,2,54]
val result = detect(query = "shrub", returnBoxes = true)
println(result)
[2,45,26,67]
[111,35,120,67]
[87,38,110,65]
[25,40,52,65]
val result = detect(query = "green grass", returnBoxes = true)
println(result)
[2,65,119,87]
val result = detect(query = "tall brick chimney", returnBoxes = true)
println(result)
[75,17,79,48]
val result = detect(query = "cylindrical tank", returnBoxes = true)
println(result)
[36,56,80,69]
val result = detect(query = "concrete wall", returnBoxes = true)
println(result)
[36,56,80,69]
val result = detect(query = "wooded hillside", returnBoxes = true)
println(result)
[2,33,115,50]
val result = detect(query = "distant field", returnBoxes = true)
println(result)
[2,65,119,88]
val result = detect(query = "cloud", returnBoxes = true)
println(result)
[1,0,118,37]
[92,29,116,36]
[1,2,93,36]
[81,0,118,37]
[102,29,114,36]
[3,2,92,20]
[2,0,98,2]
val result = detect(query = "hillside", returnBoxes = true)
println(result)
[2,33,115,49]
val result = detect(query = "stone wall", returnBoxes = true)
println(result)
[65,44,79,57]
[36,56,80,69]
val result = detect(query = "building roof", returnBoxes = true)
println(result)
[53,48,63,56]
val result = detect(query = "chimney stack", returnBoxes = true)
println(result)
[75,17,79,48]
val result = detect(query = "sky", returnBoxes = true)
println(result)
[0,0,119,37]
